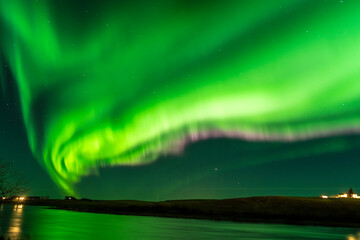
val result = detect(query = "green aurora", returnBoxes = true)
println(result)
[1,0,360,194]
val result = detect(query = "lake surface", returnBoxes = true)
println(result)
[1,204,360,240]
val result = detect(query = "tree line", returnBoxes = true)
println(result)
[0,160,29,197]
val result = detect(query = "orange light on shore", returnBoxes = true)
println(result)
[351,194,359,199]
[14,197,25,201]
[321,195,328,199]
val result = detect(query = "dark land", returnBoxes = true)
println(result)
[3,196,360,228]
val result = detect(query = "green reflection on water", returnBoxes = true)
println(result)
[1,205,360,240]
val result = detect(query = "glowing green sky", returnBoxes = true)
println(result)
[2,0,360,195]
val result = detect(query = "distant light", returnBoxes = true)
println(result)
[19,197,25,201]
[352,194,359,199]
[2,197,5,200]
[338,193,348,198]
[321,195,328,199]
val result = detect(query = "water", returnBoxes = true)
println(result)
[0,204,360,240]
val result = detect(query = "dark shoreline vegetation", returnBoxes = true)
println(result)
[3,196,360,228]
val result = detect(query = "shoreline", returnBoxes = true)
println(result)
[4,196,360,228]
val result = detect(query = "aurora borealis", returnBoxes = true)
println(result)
[2,0,360,198]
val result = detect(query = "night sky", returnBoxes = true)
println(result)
[1,0,360,200]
